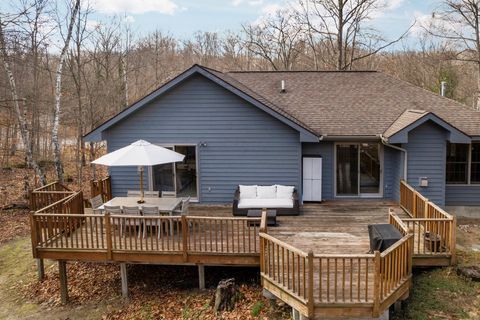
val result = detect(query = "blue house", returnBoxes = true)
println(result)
[84,64,480,211]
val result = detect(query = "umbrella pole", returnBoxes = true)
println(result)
[138,166,145,204]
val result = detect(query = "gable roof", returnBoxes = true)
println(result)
[84,64,480,142]
[83,65,318,142]
[384,109,471,144]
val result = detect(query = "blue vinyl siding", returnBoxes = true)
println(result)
[302,142,334,200]
[383,146,402,200]
[445,185,480,206]
[404,121,447,206]
[103,74,301,203]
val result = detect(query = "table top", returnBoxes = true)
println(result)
[99,197,182,212]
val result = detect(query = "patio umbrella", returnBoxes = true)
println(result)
[92,139,185,203]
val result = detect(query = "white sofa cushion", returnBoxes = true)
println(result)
[237,198,293,209]
[257,185,277,199]
[276,185,295,199]
[239,185,257,199]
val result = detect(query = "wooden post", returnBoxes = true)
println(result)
[424,198,429,219]
[259,235,264,276]
[58,260,68,304]
[413,194,417,217]
[372,251,381,317]
[182,215,188,262]
[105,213,112,260]
[307,251,314,318]
[292,308,300,320]
[36,259,45,281]
[120,263,128,299]
[198,264,205,290]
[29,213,38,258]
[260,209,267,233]
[451,216,457,265]
[408,235,413,275]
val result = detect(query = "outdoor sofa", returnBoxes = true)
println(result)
[232,185,300,216]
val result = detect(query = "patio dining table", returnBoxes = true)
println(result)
[99,197,183,214]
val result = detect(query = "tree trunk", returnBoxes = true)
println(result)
[212,278,241,312]
[337,0,344,70]
[0,17,46,185]
[51,0,80,182]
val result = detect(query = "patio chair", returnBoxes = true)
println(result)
[144,191,160,198]
[142,206,168,238]
[173,197,190,216]
[89,194,103,214]
[104,205,122,214]
[127,190,141,197]
[161,191,177,198]
[122,206,142,238]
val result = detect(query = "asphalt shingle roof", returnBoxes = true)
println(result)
[208,69,480,137]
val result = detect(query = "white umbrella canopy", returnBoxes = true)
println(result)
[92,140,185,203]
[92,139,184,166]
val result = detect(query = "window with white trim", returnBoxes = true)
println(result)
[446,142,480,184]
[471,143,480,184]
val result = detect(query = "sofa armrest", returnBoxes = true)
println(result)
[234,188,240,201]
[232,188,241,216]
[292,190,299,208]
[292,190,299,200]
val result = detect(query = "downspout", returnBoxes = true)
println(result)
[379,134,407,181]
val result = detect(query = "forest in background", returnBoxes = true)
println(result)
[1,0,480,196]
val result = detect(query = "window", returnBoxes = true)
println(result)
[446,143,469,184]
[471,143,480,183]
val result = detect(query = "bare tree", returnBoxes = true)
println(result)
[243,9,305,70]
[51,0,80,182]
[67,1,91,184]
[423,0,480,109]
[295,0,411,70]
[0,12,46,184]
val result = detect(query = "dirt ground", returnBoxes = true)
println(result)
[0,233,290,319]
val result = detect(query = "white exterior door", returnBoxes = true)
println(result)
[303,157,322,201]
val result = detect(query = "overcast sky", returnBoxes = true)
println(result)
[84,0,439,43]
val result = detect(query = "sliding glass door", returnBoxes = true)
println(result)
[336,144,359,196]
[152,145,198,199]
[336,143,382,197]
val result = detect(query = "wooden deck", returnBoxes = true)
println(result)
[30,180,456,319]
[271,201,397,255]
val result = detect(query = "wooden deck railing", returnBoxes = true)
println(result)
[30,181,74,211]
[90,176,112,202]
[30,213,262,260]
[380,212,412,309]
[187,216,260,254]
[399,180,456,262]
[35,191,84,215]
[261,232,311,303]
[260,210,413,318]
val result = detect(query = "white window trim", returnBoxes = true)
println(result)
[446,142,480,186]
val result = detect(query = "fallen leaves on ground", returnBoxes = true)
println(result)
[20,262,290,319]
[0,209,29,244]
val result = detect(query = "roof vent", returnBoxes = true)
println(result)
[440,81,446,97]
[280,80,286,93]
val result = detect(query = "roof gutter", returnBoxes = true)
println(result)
[320,135,380,142]
[379,134,407,180]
